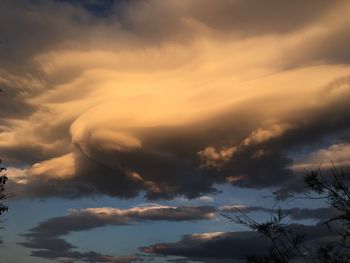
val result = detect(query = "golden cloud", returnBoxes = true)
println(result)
[2,0,350,199]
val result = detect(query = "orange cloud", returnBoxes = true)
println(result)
[2,0,350,199]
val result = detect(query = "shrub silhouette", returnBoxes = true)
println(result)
[223,164,350,262]
[0,90,9,216]
[0,159,8,216]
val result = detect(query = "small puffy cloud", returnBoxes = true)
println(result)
[29,153,75,179]
[198,146,237,170]
[5,166,28,185]
[241,122,293,146]
[198,121,293,169]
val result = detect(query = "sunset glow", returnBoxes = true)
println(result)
[1,1,350,262]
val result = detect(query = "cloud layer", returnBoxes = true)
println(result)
[20,203,337,261]
[141,224,335,261]
[2,0,350,200]
[219,205,338,222]
[20,204,215,261]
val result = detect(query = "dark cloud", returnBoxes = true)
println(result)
[215,76,350,198]
[20,205,214,261]
[110,0,340,42]
[30,250,138,263]
[20,204,340,261]
[291,20,350,65]
[56,0,117,17]
[20,237,75,251]
[23,205,215,237]
[0,0,345,74]
[142,231,267,261]
[0,1,86,73]
[220,205,339,222]
[0,73,38,119]
[141,224,335,261]
[186,0,338,35]
[317,25,350,64]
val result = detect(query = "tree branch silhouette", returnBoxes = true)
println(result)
[223,163,350,262]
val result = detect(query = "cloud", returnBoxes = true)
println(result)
[196,196,214,203]
[219,205,338,222]
[7,68,350,200]
[0,70,42,118]
[198,121,293,169]
[29,153,75,179]
[2,1,350,200]
[103,0,342,42]
[20,202,339,258]
[24,205,216,237]
[291,143,350,171]
[141,224,335,261]
[30,249,138,263]
[142,231,267,260]
[20,204,215,261]
[20,202,341,261]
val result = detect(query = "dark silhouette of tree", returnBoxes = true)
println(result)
[0,159,8,216]
[0,90,9,216]
[304,164,350,262]
[222,163,350,262]
[222,207,310,263]
[0,89,13,249]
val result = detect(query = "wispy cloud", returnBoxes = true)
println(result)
[20,204,215,261]
[20,203,338,261]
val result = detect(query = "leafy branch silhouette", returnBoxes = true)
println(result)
[222,163,350,262]
[0,159,8,216]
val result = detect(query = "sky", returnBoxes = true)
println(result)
[1,0,350,262]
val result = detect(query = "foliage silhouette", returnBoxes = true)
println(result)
[0,159,8,216]
[0,89,9,217]
[222,163,350,262]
